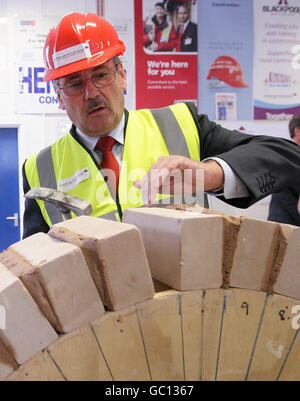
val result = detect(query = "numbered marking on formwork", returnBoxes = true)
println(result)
[216,289,267,381]
[246,293,299,381]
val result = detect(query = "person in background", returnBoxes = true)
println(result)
[176,3,197,52]
[22,13,300,238]
[143,2,177,52]
[268,115,300,226]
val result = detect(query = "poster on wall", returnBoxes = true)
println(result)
[14,16,64,114]
[109,17,136,111]
[134,0,198,109]
[197,0,253,121]
[253,0,300,120]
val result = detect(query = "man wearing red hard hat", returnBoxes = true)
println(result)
[22,13,300,237]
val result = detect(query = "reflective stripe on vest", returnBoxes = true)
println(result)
[36,146,63,224]
[150,106,190,158]
[26,103,200,226]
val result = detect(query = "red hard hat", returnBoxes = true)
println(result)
[207,56,248,88]
[43,13,126,81]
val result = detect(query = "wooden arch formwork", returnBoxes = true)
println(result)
[0,206,300,381]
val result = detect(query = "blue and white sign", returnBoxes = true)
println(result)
[16,64,63,114]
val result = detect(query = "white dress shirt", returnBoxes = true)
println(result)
[76,114,125,165]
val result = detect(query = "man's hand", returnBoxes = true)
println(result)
[133,155,224,205]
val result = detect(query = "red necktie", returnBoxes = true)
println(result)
[176,24,184,51]
[96,136,119,195]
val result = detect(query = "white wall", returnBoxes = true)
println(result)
[0,0,98,237]
[102,0,136,111]
[0,0,291,237]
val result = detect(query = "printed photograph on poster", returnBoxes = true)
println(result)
[215,93,237,121]
[134,0,198,108]
[143,0,198,53]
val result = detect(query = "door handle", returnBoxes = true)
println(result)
[6,213,19,227]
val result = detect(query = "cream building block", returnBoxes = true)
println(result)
[229,218,280,292]
[272,225,300,300]
[48,216,154,311]
[162,206,242,289]
[1,233,104,333]
[123,207,224,290]
[0,262,57,366]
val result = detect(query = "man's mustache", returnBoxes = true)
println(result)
[86,98,109,114]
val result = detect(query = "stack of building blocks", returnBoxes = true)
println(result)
[123,207,300,296]
[1,233,105,333]
[0,207,299,381]
[0,216,155,380]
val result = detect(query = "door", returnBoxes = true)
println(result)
[0,128,20,252]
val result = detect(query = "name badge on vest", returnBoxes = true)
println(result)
[58,167,90,192]
[184,37,192,45]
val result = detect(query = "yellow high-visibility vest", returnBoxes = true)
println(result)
[25,103,201,227]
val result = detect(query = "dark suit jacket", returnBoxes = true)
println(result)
[22,103,300,238]
[268,186,300,227]
[177,21,197,52]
